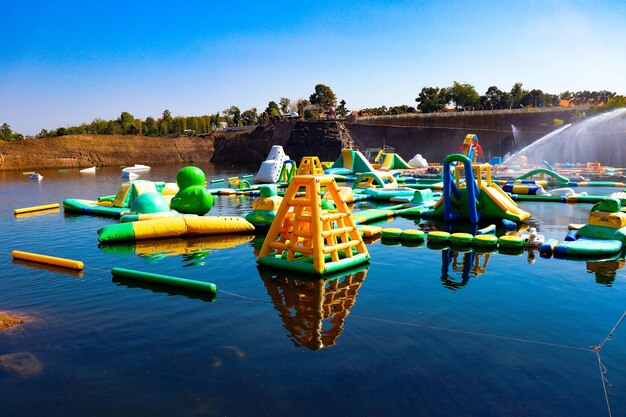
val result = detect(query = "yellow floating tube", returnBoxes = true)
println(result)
[14,203,60,215]
[12,250,84,270]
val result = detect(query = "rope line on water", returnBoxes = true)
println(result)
[351,314,589,351]
[596,352,613,417]
[591,311,626,352]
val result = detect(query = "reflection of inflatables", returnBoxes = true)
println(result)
[99,234,254,264]
[257,175,370,274]
[98,216,255,242]
[440,248,491,290]
[259,263,369,350]
[587,259,625,285]
[171,167,214,215]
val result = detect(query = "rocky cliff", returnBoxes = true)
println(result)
[212,121,354,163]
[0,134,216,171]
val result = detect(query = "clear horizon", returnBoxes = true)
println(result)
[2,0,625,135]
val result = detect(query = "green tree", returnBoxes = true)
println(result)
[304,108,320,120]
[241,108,258,125]
[510,82,527,107]
[480,86,511,109]
[415,87,449,113]
[309,84,337,113]
[143,116,158,136]
[296,99,310,116]
[118,111,134,134]
[225,105,241,127]
[279,98,291,114]
[265,101,281,121]
[0,123,23,141]
[104,120,122,135]
[336,99,349,118]
[447,81,480,110]
[90,118,108,134]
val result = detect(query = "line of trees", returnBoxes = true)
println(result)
[2,82,624,141]
[415,82,618,113]
[29,83,347,139]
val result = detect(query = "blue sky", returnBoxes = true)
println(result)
[1,0,625,135]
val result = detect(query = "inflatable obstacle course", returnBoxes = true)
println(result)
[245,185,283,226]
[254,145,290,183]
[297,157,325,175]
[257,175,370,274]
[424,153,530,223]
[170,167,214,215]
[374,151,412,170]
[326,149,376,176]
[98,216,255,242]
[543,197,626,257]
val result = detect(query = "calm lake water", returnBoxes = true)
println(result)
[1,163,626,417]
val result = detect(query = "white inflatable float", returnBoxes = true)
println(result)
[254,145,290,183]
[408,154,428,168]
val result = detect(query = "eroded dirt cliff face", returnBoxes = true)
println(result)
[0,135,215,171]
[211,121,355,163]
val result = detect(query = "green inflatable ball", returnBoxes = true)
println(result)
[130,192,171,214]
[176,166,206,190]
[171,186,214,215]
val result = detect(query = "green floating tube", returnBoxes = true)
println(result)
[427,231,450,242]
[401,229,425,241]
[473,234,498,247]
[111,267,217,294]
[381,228,403,239]
[498,235,524,248]
[241,174,254,179]
[450,232,474,245]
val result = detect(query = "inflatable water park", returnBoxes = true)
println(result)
[11,131,626,286]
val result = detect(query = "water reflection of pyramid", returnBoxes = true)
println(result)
[259,265,369,350]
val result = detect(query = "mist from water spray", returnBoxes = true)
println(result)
[503,108,626,166]
[511,124,519,146]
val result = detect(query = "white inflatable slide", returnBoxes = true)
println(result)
[254,145,290,183]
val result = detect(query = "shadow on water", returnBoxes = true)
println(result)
[11,258,84,278]
[111,276,217,303]
[258,264,369,350]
